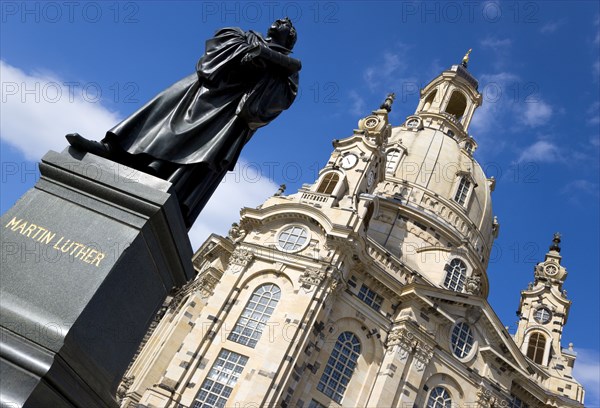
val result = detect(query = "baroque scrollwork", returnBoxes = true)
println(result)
[476,385,499,407]
[465,273,482,295]
[413,343,434,371]
[299,268,326,288]
[227,247,255,273]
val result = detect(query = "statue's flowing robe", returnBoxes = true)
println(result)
[106,27,298,173]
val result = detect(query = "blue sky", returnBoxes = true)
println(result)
[1,1,599,404]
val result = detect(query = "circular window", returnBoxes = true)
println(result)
[277,225,310,252]
[534,307,552,324]
[451,322,474,359]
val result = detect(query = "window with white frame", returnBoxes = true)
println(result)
[357,284,383,311]
[454,177,471,205]
[193,349,248,408]
[534,307,552,324]
[317,172,339,194]
[228,284,281,348]
[277,225,309,252]
[307,400,327,408]
[317,331,361,403]
[526,332,546,365]
[385,149,402,175]
[426,386,453,408]
[451,321,474,359]
[443,258,467,292]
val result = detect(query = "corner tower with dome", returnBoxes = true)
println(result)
[116,56,585,408]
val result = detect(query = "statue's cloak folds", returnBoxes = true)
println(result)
[106,27,298,171]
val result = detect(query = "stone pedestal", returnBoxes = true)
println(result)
[0,149,196,407]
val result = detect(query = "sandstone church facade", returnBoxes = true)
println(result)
[117,61,585,408]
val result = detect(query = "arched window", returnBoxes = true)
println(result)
[193,349,248,408]
[317,332,361,403]
[427,386,452,408]
[228,284,281,348]
[317,172,339,194]
[527,332,546,365]
[445,91,467,121]
[453,177,471,206]
[423,89,438,111]
[385,150,402,175]
[464,142,474,154]
[443,259,467,292]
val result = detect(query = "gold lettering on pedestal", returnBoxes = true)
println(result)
[5,217,106,267]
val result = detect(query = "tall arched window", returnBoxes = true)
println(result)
[427,386,452,408]
[443,259,467,292]
[527,332,547,365]
[317,332,361,403]
[385,150,402,175]
[228,284,281,348]
[445,91,467,121]
[317,172,339,194]
[423,89,438,111]
[454,177,471,206]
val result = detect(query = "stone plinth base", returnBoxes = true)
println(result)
[0,149,196,407]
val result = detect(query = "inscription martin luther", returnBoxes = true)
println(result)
[5,217,106,267]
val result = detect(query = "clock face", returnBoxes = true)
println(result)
[407,119,419,128]
[340,154,358,169]
[367,170,375,187]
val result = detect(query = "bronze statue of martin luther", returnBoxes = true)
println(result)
[67,18,301,228]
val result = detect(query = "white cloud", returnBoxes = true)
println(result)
[480,37,512,50]
[588,101,600,125]
[540,20,565,34]
[0,60,121,160]
[521,100,553,127]
[348,90,366,116]
[362,44,414,94]
[0,60,279,250]
[188,161,278,249]
[561,179,600,198]
[470,72,519,137]
[517,140,561,163]
[573,348,600,408]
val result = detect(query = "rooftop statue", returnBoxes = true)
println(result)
[67,18,301,228]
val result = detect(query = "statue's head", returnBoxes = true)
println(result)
[267,17,297,51]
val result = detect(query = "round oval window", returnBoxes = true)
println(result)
[277,225,310,252]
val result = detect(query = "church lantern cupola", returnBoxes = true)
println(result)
[414,49,482,138]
